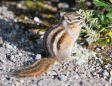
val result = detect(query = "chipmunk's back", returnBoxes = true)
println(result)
[43,12,85,61]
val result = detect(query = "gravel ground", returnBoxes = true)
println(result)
[0,6,112,86]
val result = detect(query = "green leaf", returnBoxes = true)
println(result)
[99,14,108,25]
[27,1,35,8]
[104,5,112,11]
[36,1,45,8]
[97,39,107,46]
[106,11,112,20]
[93,1,109,7]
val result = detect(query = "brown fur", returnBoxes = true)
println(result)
[11,12,85,77]
[57,33,74,51]
[12,58,57,77]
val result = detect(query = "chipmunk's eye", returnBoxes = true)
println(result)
[66,16,71,22]
[77,17,80,20]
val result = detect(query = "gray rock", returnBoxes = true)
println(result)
[15,24,19,30]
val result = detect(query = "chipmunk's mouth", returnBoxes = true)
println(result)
[80,21,85,27]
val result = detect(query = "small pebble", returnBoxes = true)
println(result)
[35,54,41,60]
[21,38,25,42]
[15,24,19,30]
[5,43,12,48]
[103,70,109,79]
[74,73,80,79]
[105,64,111,68]
[58,2,69,9]
[91,72,97,76]
[17,3,22,8]
[9,22,13,27]
[39,31,45,35]
[48,70,57,76]
[11,84,15,86]
[10,55,14,60]
[34,17,40,22]
[13,45,17,49]
[109,76,112,83]
[110,70,112,76]
[58,75,67,81]
[15,80,20,85]
[11,30,17,35]
[20,80,24,83]
[96,47,101,52]
[18,52,22,56]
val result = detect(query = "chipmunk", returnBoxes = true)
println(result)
[12,12,85,77]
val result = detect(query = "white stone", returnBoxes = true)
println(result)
[35,54,41,60]
[58,2,69,9]
[18,52,22,56]
[73,73,80,79]
[39,31,45,35]
[103,70,109,79]
[5,43,12,48]
[13,45,17,49]
[34,17,40,22]
[109,76,112,83]
[48,70,57,75]
[92,72,97,76]
[20,79,24,83]
[110,70,112,76]
[96,47,101,52]
[15,80,20,85]
[17,3,22,8]
[59,74,67,81]
[105,64,111,68]
[10,55,14,60]
[24,16,28,20]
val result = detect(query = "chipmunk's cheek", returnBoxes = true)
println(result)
[80,21,85,27]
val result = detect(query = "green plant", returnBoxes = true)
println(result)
[93,0,112,46]
[77,10,101,45]
[77,0,112,46]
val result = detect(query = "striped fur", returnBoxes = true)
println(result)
[12,12,85,77]
[43,12,85,61]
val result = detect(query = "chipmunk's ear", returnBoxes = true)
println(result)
[63,14,72,23]
[60,12,66,17]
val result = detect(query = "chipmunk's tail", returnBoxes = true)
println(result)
[12,58,57,77]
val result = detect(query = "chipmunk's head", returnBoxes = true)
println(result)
[60,12,85,28]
